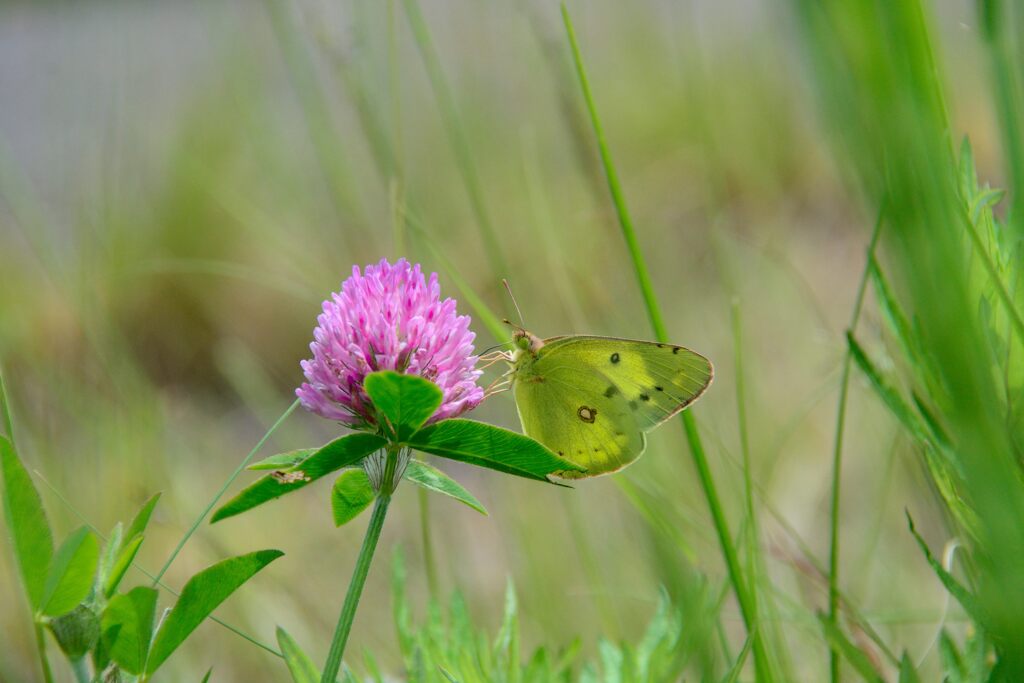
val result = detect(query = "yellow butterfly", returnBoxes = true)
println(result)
[503,328,713,479]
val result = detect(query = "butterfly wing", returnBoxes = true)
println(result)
[512,360,646,479]
[537,336,713,431]
[532,335,708,428]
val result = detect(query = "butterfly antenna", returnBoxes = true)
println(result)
[502,279,526,328]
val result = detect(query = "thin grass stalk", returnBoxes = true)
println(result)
[260,0,365,237]
[826,210,884,683]
[152,399,299,585]
[400,0,509,280]
[560,4,769,678]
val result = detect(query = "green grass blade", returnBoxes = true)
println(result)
[559,4,770,677]
[156,398,298,566]
[827,211,884,681]
[400,0,509,280]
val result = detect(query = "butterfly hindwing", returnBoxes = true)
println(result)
[512,361,646,478]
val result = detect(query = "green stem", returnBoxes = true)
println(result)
[401,0,509,280]
[70,656,89,683]
[153,399,299,586]
[827,210,884,683]
[320,492,392,683]
[33,622,54,683]
[560,3,770,677]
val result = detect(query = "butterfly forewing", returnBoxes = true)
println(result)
[536,336,713,432]
[513,362,646,478]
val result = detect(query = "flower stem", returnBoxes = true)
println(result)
[320,492,392,683]
[33,622,54,683]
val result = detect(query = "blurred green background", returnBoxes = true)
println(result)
[0,0,1014,680]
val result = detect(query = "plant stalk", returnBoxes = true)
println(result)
[33,622,54,683]
[560,3,770,677]
[827,210,884,682]
[320,450,396,683]
[153,399,299,586]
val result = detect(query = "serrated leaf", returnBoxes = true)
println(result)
[364,371,443,440]
[407,419,583,481]
[277,626,321,683]
[0,434,53,608]
[104,533,145,598]
[125,492,161,542]
[212,433,386,523]
[404,460,487,515]
[41,527,100,617]
[248,449,316,471]
[145,549,283,673]
[101,586,158,675]
[817,614,885,683]
[331,469,375,527]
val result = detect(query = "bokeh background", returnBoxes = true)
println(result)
[0,0,1005,680]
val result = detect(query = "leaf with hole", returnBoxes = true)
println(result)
[212,433,386,522]
[248,449,317,471]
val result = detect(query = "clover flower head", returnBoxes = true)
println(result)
[296,258,485,428]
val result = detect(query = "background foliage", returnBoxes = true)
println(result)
[1,0,1021,680]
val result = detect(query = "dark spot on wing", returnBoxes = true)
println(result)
[593,448,600,452]
[577,406,597,423]
[610,352,620,364]
[672,347,681,354]
[654,386,664,392]
[558,450,564,456]
[640,393,651,402]
[629,400,638,410]
[656,343,666,348]
[603,385,618,398]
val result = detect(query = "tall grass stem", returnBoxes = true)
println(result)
[152,399,299,585]
[560,3,770,677]
[826,207,884,682]
[321,488,393,682]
